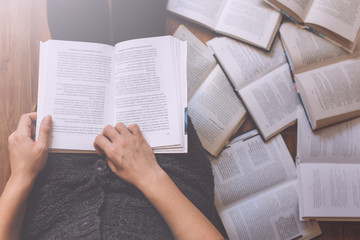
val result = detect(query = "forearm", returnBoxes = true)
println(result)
[0,176,34,240]
[138,167,223,240]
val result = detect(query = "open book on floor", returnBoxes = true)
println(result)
[167,0,282,50]
[211,129,322,240]
[208,37,300,141]
[36,36,187,153]
[280,21,360,74]
[297,109,360,221]
[294,53,360,130]
[173,25,246,156]
[265,0,360,52]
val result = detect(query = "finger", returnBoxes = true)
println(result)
[106,158,118,173]
[31,124,36,140]
[36,115,53,148]
[127,123,142,137]
[16,113,37,137]
[27,112,37,122]
[94,143,105,156]
[102,125,120,142]
[94,134,113,155]
[115,122,131,137]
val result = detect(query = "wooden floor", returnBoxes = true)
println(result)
[0,0,358,239]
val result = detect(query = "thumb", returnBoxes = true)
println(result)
[37,115,52,148]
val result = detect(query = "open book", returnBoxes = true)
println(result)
[208,37,300,140]
[265,0,360,52]
[167,0,282,50]
[280,21,360,74]
[294,54,360,130]
[36,36,187,153]
[212,130,322,240]
[173,25,246,156]
[297,109,360,221]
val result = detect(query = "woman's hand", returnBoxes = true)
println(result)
[8,112,52,183]
[93,122,163,189]
[0,112,52,240]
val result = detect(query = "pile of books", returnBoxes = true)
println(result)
[168,0,360,239]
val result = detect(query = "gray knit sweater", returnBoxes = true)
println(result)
[21,120,217,240]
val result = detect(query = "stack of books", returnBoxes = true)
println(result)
[167,0,360,239]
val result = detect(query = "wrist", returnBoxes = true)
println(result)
[8,174,35,191]
[136,165,169,195]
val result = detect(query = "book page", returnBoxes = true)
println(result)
[239,64,300,140]
[296,57,360,129]
[167,0,228,29]
[298,109,360,164]
[213,132,296,210]
[36,40,114,151]
[113,36,186,148]
[173,25,217,100]
[276,0,314,20]
[207,37,286,91]
[188,65,246,156]
[306,0,360,42]
[299,163,360,218]
[219,180,322,240]
[215,0,282,49]
[280,21,351,73]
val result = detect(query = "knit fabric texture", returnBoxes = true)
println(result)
[21,119,217,240]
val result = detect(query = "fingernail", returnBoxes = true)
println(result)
[44,115,52,124]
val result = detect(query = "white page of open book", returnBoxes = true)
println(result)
[298,109,360,164]
[239,64,300,140]
[215,0,281,49]
[173,25,217,100]
[219,180,322,240]
[36,40,115,151]
[296,56,360,127]
[113,37,185,149]
[188,65,246,156]
[299,163,360,218]
[280,22,349,73]
[167,0,228,29]
[305,0,360,42]
[212,132,296,211]
[207,37,286,91]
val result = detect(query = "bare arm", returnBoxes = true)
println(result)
[0,113,52,240]
[94,123,223,240]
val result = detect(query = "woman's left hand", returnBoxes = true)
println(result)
[8,112,52,183]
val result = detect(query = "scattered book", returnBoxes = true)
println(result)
[173,25,246,156]
[36,36,187,153]
[211,129,322,240]
[280,21,360,74]
[167,0,282,50]
[297,109,360,221]
[265,0,360,52]
[208,37,300,140]
[295,54,360,130]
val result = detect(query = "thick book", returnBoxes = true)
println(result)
[211,129,322,240]
[36,36,187,153]
[297,109,360,221]
[167,0,282,51]
[173,25,246,156]
[265,0,360,52]
[208,37,300,141]
[280,21,360,74]
[294,53,360,130]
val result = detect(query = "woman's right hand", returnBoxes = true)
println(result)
[93,122,164,189]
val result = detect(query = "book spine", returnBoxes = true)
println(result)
[280,10,298,24]
[304,26,325,38]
